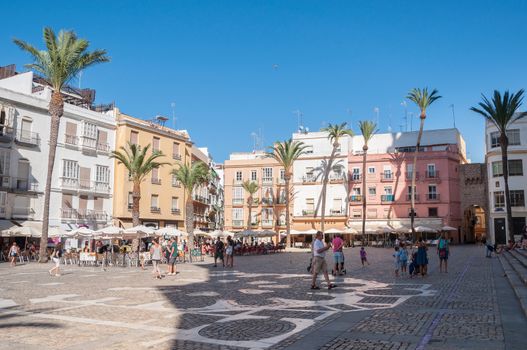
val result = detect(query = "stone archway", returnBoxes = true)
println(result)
[462,205,486,244]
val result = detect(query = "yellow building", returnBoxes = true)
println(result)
[112,109,192,229]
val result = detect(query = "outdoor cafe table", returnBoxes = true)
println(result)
[79,252,97,265]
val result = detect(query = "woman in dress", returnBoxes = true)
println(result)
[48,243,63,276]
[150,239,163,279]
[225,236,234,268]
[415,238,428,277]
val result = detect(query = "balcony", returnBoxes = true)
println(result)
[350,174,362,182]
[380,172,394,182]
[302,209,315,216]
[59,178,110,194]
[252,198,259,205]
[193,195,209,204]
[381,194,395,202]
[406,193,420,201]
[233,220,244,227]
[276,197,287,205]
[426,193,440,201]
[251,221,259,227]
[261,197,274,206]
[151,178,161,185]
[329,173,345,183]
[80,136,98,151]
[0,126,14,143]
[171,208,181,215]
[330,208,345,216]
[61,208,77,219]
[232,198,244,205]
[172,180,181,188]
[93,181,110,194]
[13,178,39,193]
[350,195,362,202]
[405,172,419,181]
[276,178,286,185]
[15,130,40,147]
[12,207,34,218]
[262,177,273,185]
[96,142,110,153]
[425,170,440,180]
[64,134,79,147]
[262,219,274,228]
[172,153,182,161]
[60,208,108,221]
[150,206,161,213]
[302,174,317,183]
[276,220,286,227]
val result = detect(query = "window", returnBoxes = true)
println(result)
[95,165,110,184]
[428,185,437,199]
[384,186,393,195]
[305,146,314,154]
[368,187,376,195]
[367,209,377,219]
[492,161,503,177]
[233,187,243,199]
[280,169,285,180]
[152,137,160,152]
[19,119,32,142]
[0,191,6,215]
[332,198,342,214]
[407,185,417,200]
[151,194,159,208]
[251,211,258,225]
[127,192,133,209]
[82,121,97,139]
[427,164,436,177]
[383,165,392,179]
[352,187,361,195]
[494,191,504,208]
[306,198,314,211]
[491,129,521,148]
[251,170,257,181]
[510,190,525,207]
[352,209,362,218]
[233,208,244,220]
[171,197,179,210]
[151,168,159,182]
[172,142,180,159]
[368,166,375,174]
[130,131,139,145]
[428,207,438,217]
[172,174,180,187]
[352,168,360,180]
[0,149,10,175]
[62,160,79,179]
[235,171,242,182]
[262,167,273,181]
[509,160,523,176]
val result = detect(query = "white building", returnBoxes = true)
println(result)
[486,118,527,244]
[0,66,115,233]
[292,131,350,230]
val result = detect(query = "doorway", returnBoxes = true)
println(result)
[494,218,506,244]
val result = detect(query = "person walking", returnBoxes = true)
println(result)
[399,243,408,275]
[168,238,178,276]
[393,246,401,277]
[331,233,345,275]
[48,243,63,276]
[311,231,336,290]
[150,239,163,279]
[437,233,450,273]
[225,236,234,268]
[359,247,369,267]
[214,238,225,267]
[9,242,20,267]
[416,238,428,277]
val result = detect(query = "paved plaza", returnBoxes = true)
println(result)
[0,245,525,350]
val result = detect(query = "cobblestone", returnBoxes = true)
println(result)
[319,338,411,350]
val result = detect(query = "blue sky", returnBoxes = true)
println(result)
[1,0,526,163]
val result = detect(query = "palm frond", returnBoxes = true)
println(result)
[321,122,354,145]
[407,87,442,114]
[110,142,168,183]
[471,89,527,133]
[358,120,378,145]
[242,180,259,195]
[266,139,308,172]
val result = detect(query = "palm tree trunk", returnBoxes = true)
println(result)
[411,115,426,240]
[500,135,514,242]
[285,175,291,248]
[132,181,141,252]
[361,150,367,236]
[320,146,337,234]
[39,91,63,263]
[185,197,195,262]
[247,198,252,230]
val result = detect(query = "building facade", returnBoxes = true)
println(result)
[112,110,191,229]
[347,129,466,238]
[486,118,527,244]
[223,152,286,233]
[292,131,350,231]
[460,163,488,244]
[0,67,115,232]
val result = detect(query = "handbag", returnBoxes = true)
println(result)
[306,257,313,272]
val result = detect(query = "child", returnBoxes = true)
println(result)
[393,246,400,277]
[409,251,418,278]
[399,244,408,275]
[360,247,369,267]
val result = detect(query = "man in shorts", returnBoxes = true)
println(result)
[214,238,225,267]
[311,231,336,290]
[168,238,178,275]
[332,233,345,275]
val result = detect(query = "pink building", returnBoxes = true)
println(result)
[347,129,467,240]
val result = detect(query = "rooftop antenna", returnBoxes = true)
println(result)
[449,104,456,128]
[171,102,177,129]
[292,109,303,132]
[401,101,408,131]
[410,112,414,131]
[373,107,380,126]
[250,132,258,152]
[259,127,264,151]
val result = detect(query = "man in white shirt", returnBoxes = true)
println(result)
[311,231,336,290]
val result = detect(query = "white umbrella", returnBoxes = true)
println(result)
[258,230,276,237]
[208,230,224,239]
[324,228,342,235]
[415,226,437,233]
[67,227,94,238]
[9,226,40,237]
[343,227,359,234]
[441,225,457,231]
[301,229,318,235]
[235,229,258,238]
[222,230,235,238]
[96,225,125,235]
[289,229,304,235]
[193,228,208,236]
[376,225,394,233]
[124,225,154,235]
[48,226,68,238]
[155,227,186,237]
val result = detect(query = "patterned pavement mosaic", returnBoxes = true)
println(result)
[0,245,525,349]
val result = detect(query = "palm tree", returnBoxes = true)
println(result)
[172,162,209,259]
[242,180,260,229]
[267,139,308,247]
[14,28,109,262]
[406,88,441,238]
[471,90,527,242]
[358,121,378,236]
[319,122,353,232]
[111,143,169,227]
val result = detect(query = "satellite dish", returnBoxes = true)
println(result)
[305,127,309,133]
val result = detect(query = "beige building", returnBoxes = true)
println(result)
[112,110,192,229]
[223,152,287,233]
